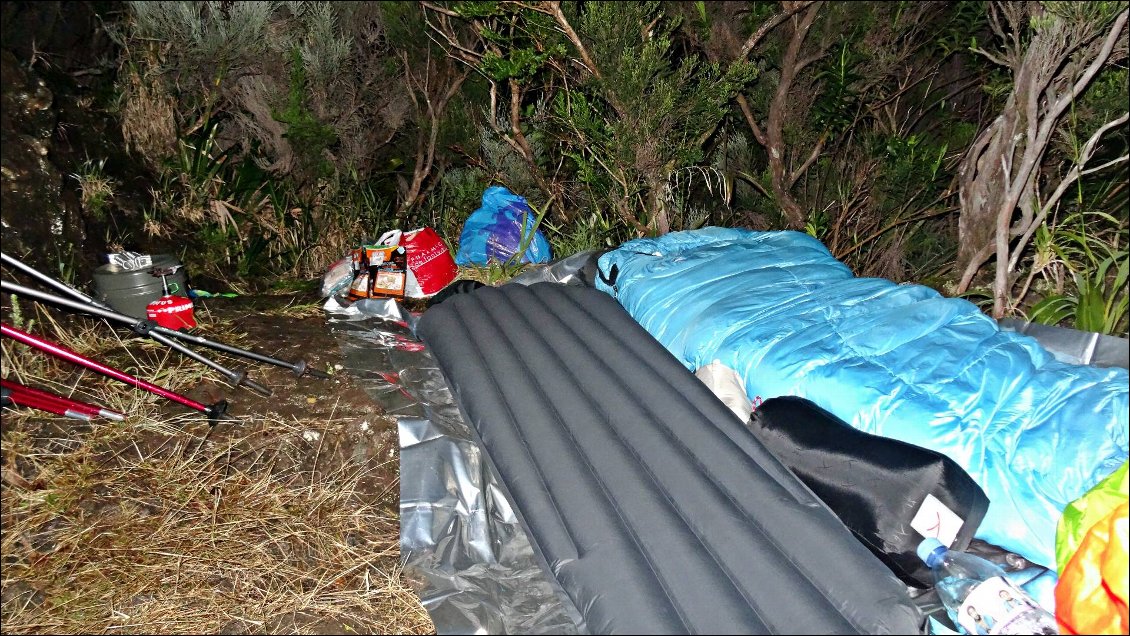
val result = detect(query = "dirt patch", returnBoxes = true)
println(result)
[1,291,433,634]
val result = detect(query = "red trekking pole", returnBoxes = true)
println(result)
[1,323,227,422]
[1,378,125,421]
[2,385,93,420]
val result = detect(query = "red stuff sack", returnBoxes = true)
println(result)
[379,228,458,298]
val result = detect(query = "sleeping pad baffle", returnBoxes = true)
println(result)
[416,282,922,635]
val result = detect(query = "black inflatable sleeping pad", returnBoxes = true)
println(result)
[416,282,922,635]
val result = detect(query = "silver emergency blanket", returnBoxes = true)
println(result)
[999,318,1129,369]
[324,296,582,634]
[506,249,603,287]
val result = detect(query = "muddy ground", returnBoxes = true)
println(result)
[182,294,403,497]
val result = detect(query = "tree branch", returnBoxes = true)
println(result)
[736,93,767,146]
[545,1,629,119]
[738,1,815,59]
[1081,153,1130,176]
[1032,9,1127,166]
[764,1,823,228]
[788,132,827,188]
[1068,9,1128,106]
[419,0,460,18]
[1007,111,1130,272]
[546,1,599,80]
[420,5,486,69]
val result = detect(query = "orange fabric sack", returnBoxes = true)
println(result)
[1056,498,1129,634]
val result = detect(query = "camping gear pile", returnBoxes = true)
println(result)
[321,186,554,305]
[323,227,459,301]
[16,212,1107,633]
[327,226,1126,634]
[1,251,330,423]
[594,228,1127,574]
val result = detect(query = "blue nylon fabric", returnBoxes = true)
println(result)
[454,186,552,266]
[596,227,1129,570]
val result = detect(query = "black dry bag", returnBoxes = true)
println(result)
[750,396,990,588]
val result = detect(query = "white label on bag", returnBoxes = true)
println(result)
[911,493,964,547]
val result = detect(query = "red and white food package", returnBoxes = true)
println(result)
[377,227,458,298]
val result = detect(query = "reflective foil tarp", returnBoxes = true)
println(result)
[998,318,1129,370]
[325,296,582,634]
[415,283,923,634]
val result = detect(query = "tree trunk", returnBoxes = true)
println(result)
[954,4,1128,321]
[764,3,821,229]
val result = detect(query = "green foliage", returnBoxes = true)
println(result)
[1029,210,1129,336]
[126,1,276,77]
[1029,253,1128,334]
[874,133,952,206]
[9,294,31,331]
[139,109,394,286]
[811,41,863,138]
[480,45,564,81]
[430,166,490,248]
[107,0,1120,310]
[453,1,504,19]
[546,1,754,230]
[454,0,565,83]
[505,199,551,267]
[114,1,412,284]
[933,0,987,57]
[70,158,116,220]
[119,2,396,182]
[1061,67,1129,161]
[543,211,628,256]
[273,48,338,178]
[1042,1,1128,25]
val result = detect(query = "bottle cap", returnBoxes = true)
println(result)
[917,537,947,566]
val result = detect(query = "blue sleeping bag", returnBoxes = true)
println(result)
[595,227,1129,571]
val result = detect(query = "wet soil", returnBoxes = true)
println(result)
[174,292,403,506]
[186,294,383,422]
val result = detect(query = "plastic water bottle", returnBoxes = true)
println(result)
[918,538,1057,635]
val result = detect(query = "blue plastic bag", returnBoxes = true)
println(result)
[454,186,552,266]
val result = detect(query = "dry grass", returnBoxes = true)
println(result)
[117,45,178,167]
[453,263,531,286]
[1,304,433,635]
